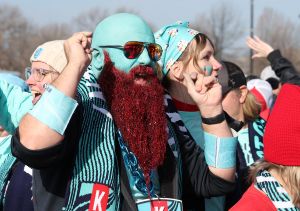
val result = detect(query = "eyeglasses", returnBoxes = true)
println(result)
[98,41,163,62]
[25,67,58,82]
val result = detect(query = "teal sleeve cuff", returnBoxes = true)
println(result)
[28,85,78,135]
[204,132,237,168]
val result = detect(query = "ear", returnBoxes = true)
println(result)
[169,61,184,81]
[239,85,248,103]
[92,49,104,70]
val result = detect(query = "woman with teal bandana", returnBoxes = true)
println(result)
[155,22,238,211]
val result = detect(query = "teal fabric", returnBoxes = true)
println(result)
[0,135,17,207]
[64,72,185,210]
[0,73,29,92]
[0,79,33,134]
[65,69,186,210]
[125,169,160,201]
[28,85,78,135]
[117,129,158,200]
[0,78,32,208]
[255,170,298,210]
[204,133,237,168]
[178,111,204,149]
[179,111,232,211]
[237,128,255,166]
[64,68,120,210]
[155,21,199,75]
[178,111,237,168]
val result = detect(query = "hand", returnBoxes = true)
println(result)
[0,126,9,137]
[183,72,223,117]
[64,31,93,71]
[247,36,274,59]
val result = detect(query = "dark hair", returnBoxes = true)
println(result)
[246,74,259,82]
[266,77,280,90]
[220,61,261,122]
[219,61,247,96]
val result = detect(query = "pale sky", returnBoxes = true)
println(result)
[2,0,300,30]
[2,0,300,56]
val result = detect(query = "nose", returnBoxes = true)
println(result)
[26,74,36,87]
[212,58,222,71]
[136,47,152,66]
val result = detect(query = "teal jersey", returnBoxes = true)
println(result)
[0,79,33,133]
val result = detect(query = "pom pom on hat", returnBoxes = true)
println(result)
[247,79,273,111]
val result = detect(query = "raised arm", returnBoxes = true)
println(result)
[182,72,236,182]
[18,32,92,150]
[247,36,300,85]
[175,119,235,197]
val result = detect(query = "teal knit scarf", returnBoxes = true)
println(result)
[63,68,120,210]
[64,68,185,210]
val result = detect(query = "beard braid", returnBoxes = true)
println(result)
[99,54,168,185]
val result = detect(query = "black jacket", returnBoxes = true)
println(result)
[12,98,235,211]
[267,50,300,85]
[11,107,82,211]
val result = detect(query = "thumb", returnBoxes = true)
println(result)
[183,73,196,92]
[252,54,261,59]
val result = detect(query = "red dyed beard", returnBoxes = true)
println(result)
[98,54,168,183]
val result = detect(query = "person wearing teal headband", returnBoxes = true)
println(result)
[4,13,236,211]
[155,22,238,211]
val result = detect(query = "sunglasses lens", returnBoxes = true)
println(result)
[124,42,144,59]
[148,44,162,61]
[123,42,162,61]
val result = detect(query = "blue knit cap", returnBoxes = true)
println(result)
[155,21,199,76]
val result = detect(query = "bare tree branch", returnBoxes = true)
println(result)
[191,2,244,59]
[255,8,300,74]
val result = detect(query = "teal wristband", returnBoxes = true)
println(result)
[204,132,237,168]
[29,85,78,135]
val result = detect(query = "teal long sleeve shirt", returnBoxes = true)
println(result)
[0,79,33,134]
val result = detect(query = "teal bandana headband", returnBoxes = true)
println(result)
[155,21,199,76]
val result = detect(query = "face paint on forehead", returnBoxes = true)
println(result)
[91,13,156,73]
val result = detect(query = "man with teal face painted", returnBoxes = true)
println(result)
[10,13,235,210]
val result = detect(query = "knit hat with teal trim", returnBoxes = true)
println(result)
[155,21,199,76]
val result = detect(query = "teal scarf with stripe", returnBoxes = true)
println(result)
[64,68,120,210]
[255,170,299,211]
[64,68,185,210]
